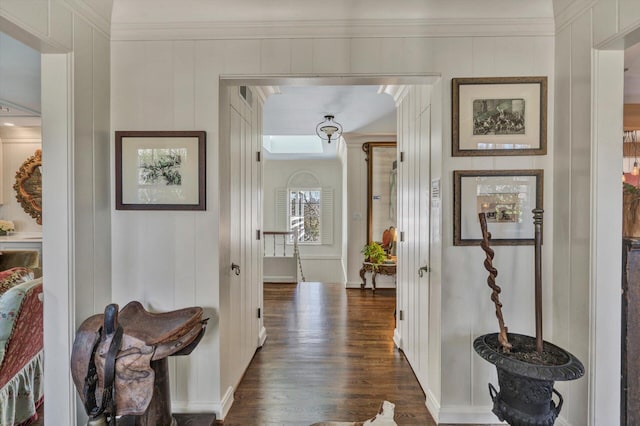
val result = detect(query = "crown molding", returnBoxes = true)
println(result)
[111,17,555,41]
[553,0,597,34]
[379,85,410,106]
[62,0,111,37]
[253,86,279,104]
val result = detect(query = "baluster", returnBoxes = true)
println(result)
[282,234,287,257]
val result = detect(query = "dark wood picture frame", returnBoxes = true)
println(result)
[452,76,547,156]
[115,130,206,210]
[453,169,544,246]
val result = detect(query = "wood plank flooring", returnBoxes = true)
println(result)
[35,282,435,425]
[222,282,435,425]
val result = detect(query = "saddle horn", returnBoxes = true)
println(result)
[102,303,119,336]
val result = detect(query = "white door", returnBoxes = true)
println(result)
[228,86,263,381]
[416,103,431,386]
[395,87,431,389]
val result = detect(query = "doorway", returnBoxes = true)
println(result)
[219,75,440,420]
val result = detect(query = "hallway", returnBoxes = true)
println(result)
[223,282,435,425]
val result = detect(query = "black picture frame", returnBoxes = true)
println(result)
[115,130,206,210]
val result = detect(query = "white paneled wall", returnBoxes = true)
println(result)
[112,32,554,421]
[7,0,640,424]
[2,0,634,422]
[2,1,113,425]
[552,0,640,423]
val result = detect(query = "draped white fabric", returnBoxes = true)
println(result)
[0,350,43,426]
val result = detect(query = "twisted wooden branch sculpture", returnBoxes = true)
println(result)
[478,212,512,353]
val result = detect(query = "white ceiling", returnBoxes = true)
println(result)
[263,85,396,136]
[261,85,397,160]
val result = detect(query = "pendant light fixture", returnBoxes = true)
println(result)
[316,115,343,144]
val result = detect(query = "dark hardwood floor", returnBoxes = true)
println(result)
[35,282,434,425]
[222,282,435,425]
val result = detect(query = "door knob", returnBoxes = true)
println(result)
[418,265,430,277]
[231,263,241,276]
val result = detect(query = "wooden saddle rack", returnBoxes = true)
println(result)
[71,301,207,426]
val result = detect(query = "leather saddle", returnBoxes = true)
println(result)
[71,301,207,421]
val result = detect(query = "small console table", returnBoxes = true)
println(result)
[360,261,396,292]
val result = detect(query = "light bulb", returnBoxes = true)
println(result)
[633,162,639,176]
[623,172,627,183]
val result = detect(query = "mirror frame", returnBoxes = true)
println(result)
[14,149,42,225]
[363,141,397,243]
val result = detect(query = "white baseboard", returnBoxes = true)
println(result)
[425,389,440,423]
[346,281,362,288]
[208,386,234,420]
[393,328,402,349]
[171,401,217,413]
[264,275,296,282]
[258,326,268,347]
[346,280,396,289]
[438,405,505,424]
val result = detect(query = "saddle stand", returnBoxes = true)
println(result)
[71,302,207,426]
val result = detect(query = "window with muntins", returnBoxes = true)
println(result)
[289,189,321,244]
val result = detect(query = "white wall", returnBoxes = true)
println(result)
[1,1,112,424]
[111,29,555,420]
[263,158,344,283]
[0,127,41,232]
[552,0,640,423]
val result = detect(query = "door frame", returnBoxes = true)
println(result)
[0,22,77,424]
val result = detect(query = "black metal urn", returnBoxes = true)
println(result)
[474,333,585,426]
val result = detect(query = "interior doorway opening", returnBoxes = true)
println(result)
[219,74,441,421]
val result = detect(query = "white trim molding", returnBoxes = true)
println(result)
[171,401,218,413]
[258,326,268,347]
[393,328,402,349]
[212,386,235,420]
[553,0,597,34]
[263,275,297,282]
[425,389,441,424]
[61,0,111,37]
[111,17,554,41]
[438,405,504,424]
[346,281,362,289]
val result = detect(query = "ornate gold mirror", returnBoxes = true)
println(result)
[363,142,397,244]
[14,149,42,225]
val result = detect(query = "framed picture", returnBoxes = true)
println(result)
[115,131,206,210]
[452,76,547,156]
[453,169,543,246]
